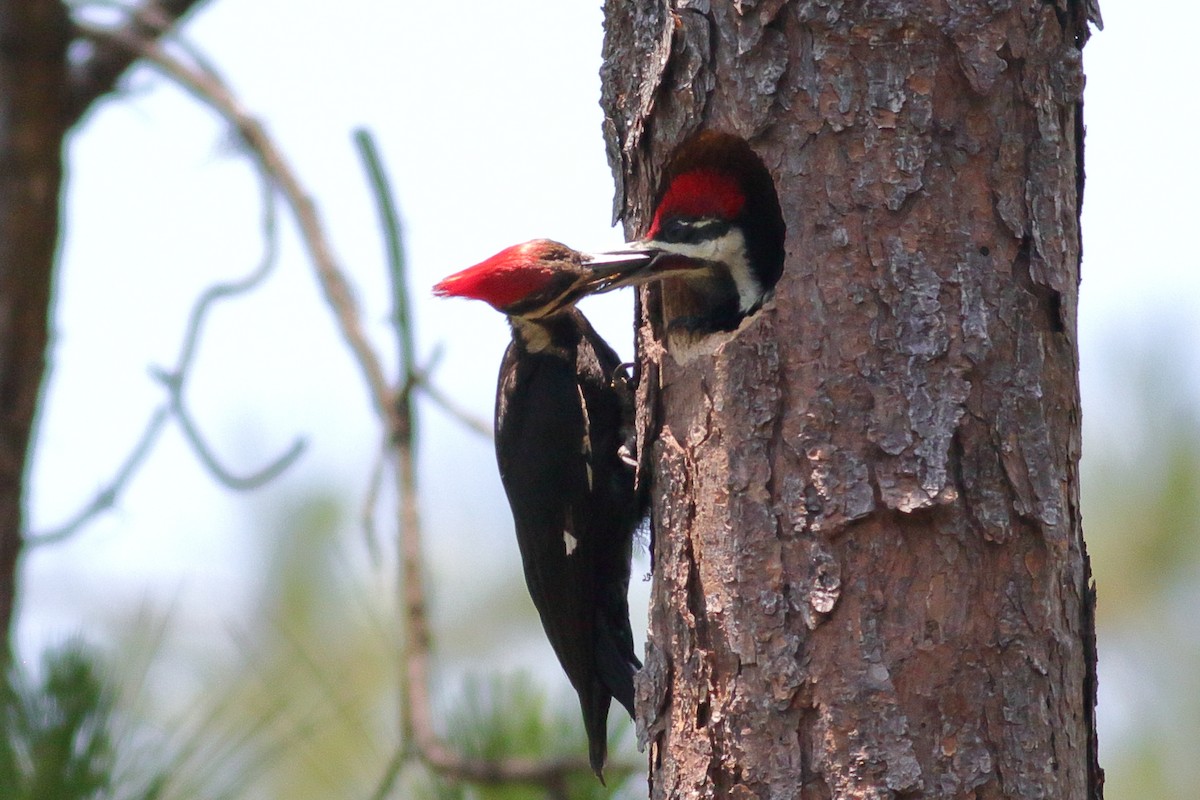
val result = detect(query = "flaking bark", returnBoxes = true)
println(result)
[602,1,1102,798]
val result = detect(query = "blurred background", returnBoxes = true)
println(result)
[14,1,1198,797]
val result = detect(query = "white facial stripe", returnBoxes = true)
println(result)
[576,383,594,490]
[653,228,762,312]
[564,530,579,555]
[678,220,728,239]
[510,317,553,352]
[521,275,590,320]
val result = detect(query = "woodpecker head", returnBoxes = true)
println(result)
[624,132,787,331]
[434,239,655,319]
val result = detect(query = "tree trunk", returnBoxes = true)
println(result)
[0,0,208,663]
[601,2,1103,798]
[0,0,72,666]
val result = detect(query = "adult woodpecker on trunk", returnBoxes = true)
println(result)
[434,239,652,780]
[624,131,787,332]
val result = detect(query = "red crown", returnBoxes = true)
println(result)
[648,169,745,238]
[434,241,559,310]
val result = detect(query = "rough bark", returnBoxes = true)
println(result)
[0,0,207,664]
[601,2,1102,798]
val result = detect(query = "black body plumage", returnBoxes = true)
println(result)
[494,308,643,778]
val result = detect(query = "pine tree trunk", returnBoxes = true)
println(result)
[601,2,1103,797]
[0,0,72,666]
[0,0,207,662]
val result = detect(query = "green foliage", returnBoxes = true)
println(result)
[19,489,641,800]
[450,673,579,765]
[162,490,400,800]
[0,640,164,800]
[409,672,640,800]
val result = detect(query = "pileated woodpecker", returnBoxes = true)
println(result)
[434,239,651,779]
[626,131,787,332]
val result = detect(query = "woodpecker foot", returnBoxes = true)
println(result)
[609,362,636,391]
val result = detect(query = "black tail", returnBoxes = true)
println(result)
[595,598,641,718]
[583,682,611,782]
[582,616,642,780]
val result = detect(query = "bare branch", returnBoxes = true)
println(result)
[25,406,171,548]
[77,25,628,792]
[177,175,279,374]
[360,443,386,567]
[354,131,493,441]
[149,178,307,492]
[411,344,492,440]
[415,378,492,440]
[78,23,399,432]
[353,129,414,393]
[152,365,307,491]
[416,741,634,789]
[352,126,423,759]
[27,157,299,540]
[67,0,210,123]
[354,130,638,790]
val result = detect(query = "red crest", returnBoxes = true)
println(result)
[434,241,563,310]
[647,169,745,238]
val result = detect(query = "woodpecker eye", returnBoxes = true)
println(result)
[656,216,731,245]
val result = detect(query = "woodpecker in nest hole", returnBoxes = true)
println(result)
[623,131,787,332]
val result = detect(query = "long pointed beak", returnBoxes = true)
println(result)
[578,240,708,295]
[575,245,661,294]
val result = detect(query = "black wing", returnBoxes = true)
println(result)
[494,310,642,777]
